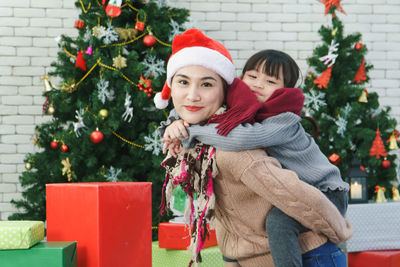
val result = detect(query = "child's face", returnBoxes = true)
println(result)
[242,64,285,103]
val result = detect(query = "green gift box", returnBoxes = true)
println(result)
[152,241,224,267]
[0,241,77,267]
[0,221,44,250]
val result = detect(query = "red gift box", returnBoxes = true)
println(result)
[158,222,217,250]
[46,182,152,267]
[348,250,400,267]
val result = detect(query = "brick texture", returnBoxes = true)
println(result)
[0,0,399,220]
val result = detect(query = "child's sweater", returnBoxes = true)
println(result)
[159,109,349,192]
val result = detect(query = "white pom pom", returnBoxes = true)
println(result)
[154,92,169,109]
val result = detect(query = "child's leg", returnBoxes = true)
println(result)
[266,206,307,267]
[222,255,240,267]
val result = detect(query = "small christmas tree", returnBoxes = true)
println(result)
[10,0,190,233]
[301,0,399,198]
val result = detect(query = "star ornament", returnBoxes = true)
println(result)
[318,0,346,16]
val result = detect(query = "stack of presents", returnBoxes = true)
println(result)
[1,182,400,266]
[0,182,223,267]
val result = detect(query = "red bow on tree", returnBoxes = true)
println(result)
[319,0,346,15]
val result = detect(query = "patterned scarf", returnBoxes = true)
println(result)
[160,142,218,266]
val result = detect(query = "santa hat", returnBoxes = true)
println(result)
[154,28,236,109]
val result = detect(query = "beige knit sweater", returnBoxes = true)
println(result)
[213,149,353,266]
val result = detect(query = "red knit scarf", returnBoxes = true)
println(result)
[208,78,305,136]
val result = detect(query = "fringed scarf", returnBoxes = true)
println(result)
[159,142,218,266]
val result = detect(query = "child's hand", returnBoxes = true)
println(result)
[161,120,189,157]
[162,120,190,141]
[162,140,181,157]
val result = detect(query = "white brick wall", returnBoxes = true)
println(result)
[0,0,399,220]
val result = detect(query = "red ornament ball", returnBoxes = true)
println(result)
[60,144,68,152]
[90,130,104,144]
[50,140,58,149]
[355,42,363,50]
[143,35,156,47]
[382,159,391,169]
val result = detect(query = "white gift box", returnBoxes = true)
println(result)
[346,201,400,252]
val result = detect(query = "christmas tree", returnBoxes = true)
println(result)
[9,0,190,232]
[301,0,399,199]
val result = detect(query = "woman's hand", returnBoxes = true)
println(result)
[161,120,190,157]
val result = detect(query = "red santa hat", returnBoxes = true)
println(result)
[154,28,236,109]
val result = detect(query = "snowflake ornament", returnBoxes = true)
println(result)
[97,79,114,104]
[103,23,119,44]
[341,103,352,118]
[122,93,134,122]
[304,90,326,112]
[83,27,92,42]
[142,54,165,79]
[112,54,127,69]
[144,130,163,156]
[105,166,122,182]
[320,40,339,68]
[73,108,87,137]
[335,116,347,138]
[169,20,185,41]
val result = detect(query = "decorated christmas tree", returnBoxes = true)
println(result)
[301,0,399,199]
[9,0,190,231]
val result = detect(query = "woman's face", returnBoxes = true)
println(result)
[171,65,225,124]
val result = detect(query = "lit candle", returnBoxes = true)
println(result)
[351,181,362,199]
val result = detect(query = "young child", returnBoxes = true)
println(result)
[159,49,349,267]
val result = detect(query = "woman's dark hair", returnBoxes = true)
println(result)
[242,49,300,88]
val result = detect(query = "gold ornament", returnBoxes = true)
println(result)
[114,28,138,41]
[99,109,109,119]
[92,25,106,37]
[48,104,55,115]
[61,79,77,93]
[375,186,387,203]
[41,75,54,92]
[331,27,338,36]
[388,133,399,150]
[392,186,400,201]
[33,131,39,146]
[358,89,368,103]
[61,157,73,182]
[25,162,32,170]
[112,54,127,69]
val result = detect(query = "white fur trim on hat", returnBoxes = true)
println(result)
[154,92,169,109]
[166,46,235,87]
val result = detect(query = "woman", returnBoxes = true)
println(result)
[156,29,352,267]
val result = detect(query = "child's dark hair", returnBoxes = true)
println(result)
[242,49,300,88]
